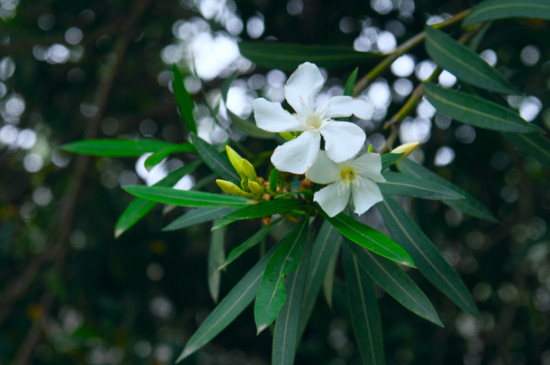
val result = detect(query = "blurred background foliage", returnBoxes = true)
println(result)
[1,0,550,364]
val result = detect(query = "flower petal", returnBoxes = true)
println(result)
[305,150,340,184]
[314,182,350,217]
[326,96,375,120]
[284,62,324,115]
[320,121,366,163]
[271,131,321,174]
[351,178,383,215]
[253,98,304,132]
[352,153,385,182]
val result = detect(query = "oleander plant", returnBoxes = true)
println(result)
[3,0,550,364]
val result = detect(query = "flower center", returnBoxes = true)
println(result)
[305,114,322,130]
[340,167,356,186]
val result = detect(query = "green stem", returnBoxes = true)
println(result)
[353,9,470,96]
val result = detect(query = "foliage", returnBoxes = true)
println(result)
[2,0,550,364]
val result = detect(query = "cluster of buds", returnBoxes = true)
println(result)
[216,146,265,200]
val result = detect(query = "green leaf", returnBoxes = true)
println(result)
[219,219,281,270]
[324,212,415,268]
[144,143,196,170]
[163,207,237,231]
[347,242,443,326]
[342,245,385,365]
[208,223,225,303]
[213,199,306,229]
[238,42,380,71]
[61,139,176,157]
[272,235,311,365]
[172,64,197,134]
[122,185,250,208]
[378,197,481,319]
[323,242,340,310]
[227,109,275,139]
[254,219,309,333]
[423,83,542,133]
[190,133,240,183]
[379,171,463,200]
[381,153,403,170]
[463,0,550,27]
[502,132,550,169]
[177,247,277,362]
[114,161,202,238]
[397,158,498,222]
[344,68,358,96]
[424,27,517,95]
[298,221,342,339]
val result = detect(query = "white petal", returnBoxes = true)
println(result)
[305,150,340,184]
[271,131,321,174]
[314,182,350,217]
[326,96,375,120]
[351,178,383,215]
[284,62,324,115]
[352,153,385,182]
[253,98,304,132]
[320,121,366,163]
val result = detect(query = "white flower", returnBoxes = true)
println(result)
[252,62,374,174]
[305,151,385,217]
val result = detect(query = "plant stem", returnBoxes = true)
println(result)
[353,9,470,96]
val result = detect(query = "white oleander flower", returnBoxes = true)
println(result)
[305,150,385,217]
[252,62,374,174]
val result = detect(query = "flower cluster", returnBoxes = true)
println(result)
[252,62,385,217]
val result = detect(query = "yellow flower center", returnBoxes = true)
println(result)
[340,167,356,186]
[305,114,322,130]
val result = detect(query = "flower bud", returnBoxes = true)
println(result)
[391,142,420,163]
[216,179,252,198]
[247,180,264,197]
[225,146,246,179]
[241,159,258,181]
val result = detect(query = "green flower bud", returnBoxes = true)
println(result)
[216,179,252,198]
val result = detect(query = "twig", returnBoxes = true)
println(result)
[353,9,470,96]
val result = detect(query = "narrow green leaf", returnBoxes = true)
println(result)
[254,220,309,333]
[323,239,341,310]
[238,42,380,71]
[381,153,403,170]
[190,133,240,183]
[379,171,463,200]
[464,0,550,27]
[397,158,498,222]
[123,185,250,208]
[298,221,342,339]
[114,161,201,238]
[163,207,236,231]
[272,236,311,365]
[342,245,385,365]
[378,197,481,319]
[423,83,541,133]
[227,109,275,139]
[219,219,281,270]
[144,143,196,170]
[425,27,517,95]
[344,68,359,96]
[176,247,276,362]
[213,199,306,229]
[324,212,415,268]
[208,223,225,303]
[172,64,197,134]
[61,139,175,157]
[347,242,443,326]
[502,132,550,169]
